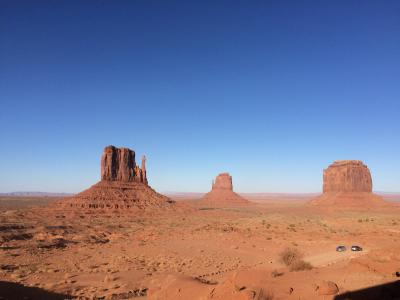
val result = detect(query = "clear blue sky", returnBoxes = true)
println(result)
[1,1,399,193]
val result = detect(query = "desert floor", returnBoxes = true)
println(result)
[1,195,400,299]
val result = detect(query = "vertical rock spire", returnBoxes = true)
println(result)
[141,155,148,185]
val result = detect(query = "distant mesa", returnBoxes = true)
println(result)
[212,173,233,190]
[323,160,372,193]
[59,145,173,210]
[201,173,249,205]
[311,160,387,207]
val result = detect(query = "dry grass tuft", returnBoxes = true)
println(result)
[289,259,313,271]
[280,247,302,266]
[279,247,313,272]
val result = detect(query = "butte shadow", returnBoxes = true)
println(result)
[0,281,72,300]
[58,145,174,211]
[334,280,400,300]
[309,160,389,208]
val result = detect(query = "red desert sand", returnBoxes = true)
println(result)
[0,149,399,300]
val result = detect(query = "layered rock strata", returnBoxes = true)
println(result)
[323,160,372,193]
[101,145,147,184]
[60,145,172,210]
[311,160,386,207]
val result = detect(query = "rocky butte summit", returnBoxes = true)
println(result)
[310,160,386,207]
[201,173,249,206]
[60,145,173,210]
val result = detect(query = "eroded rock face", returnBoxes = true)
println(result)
[310,160,387,207]
[212,173,233,190]
[101,146,147,184]
[59,145,172,210]
[323,160,372,193]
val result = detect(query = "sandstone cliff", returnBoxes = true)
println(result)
[101,146,147,184]
[323,160,372,193]
[311,160,386,207]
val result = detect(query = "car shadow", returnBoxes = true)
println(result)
[334,280,400,300]
[0,281,73,300]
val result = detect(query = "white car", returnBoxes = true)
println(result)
[351,245,363,251]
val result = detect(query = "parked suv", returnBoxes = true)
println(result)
[336,245,346,252]
[351,245,363,251]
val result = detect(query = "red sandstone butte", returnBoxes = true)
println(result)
[202,173,249,206]
[101,145,147,184]
[311,160,386,207]
[59,145,172,210]
[323,160,372,193]
[212,173,233,190]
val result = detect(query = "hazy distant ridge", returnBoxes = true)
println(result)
[0,192,74,197]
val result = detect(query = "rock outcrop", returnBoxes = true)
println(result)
[101,146,147,184]
[311,160,386,207]
[323,160,372,193]
[201,173,249,206]
[212,173,233,190]
[316,281,339,296]
[59,145,172,210]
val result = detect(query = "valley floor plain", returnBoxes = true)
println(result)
[1,195,400,299]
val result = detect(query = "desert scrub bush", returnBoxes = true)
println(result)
[280,247,302,266]
[279,247,313,272]
[289,259,313,271]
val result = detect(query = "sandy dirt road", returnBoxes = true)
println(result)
[306,249,369,267]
